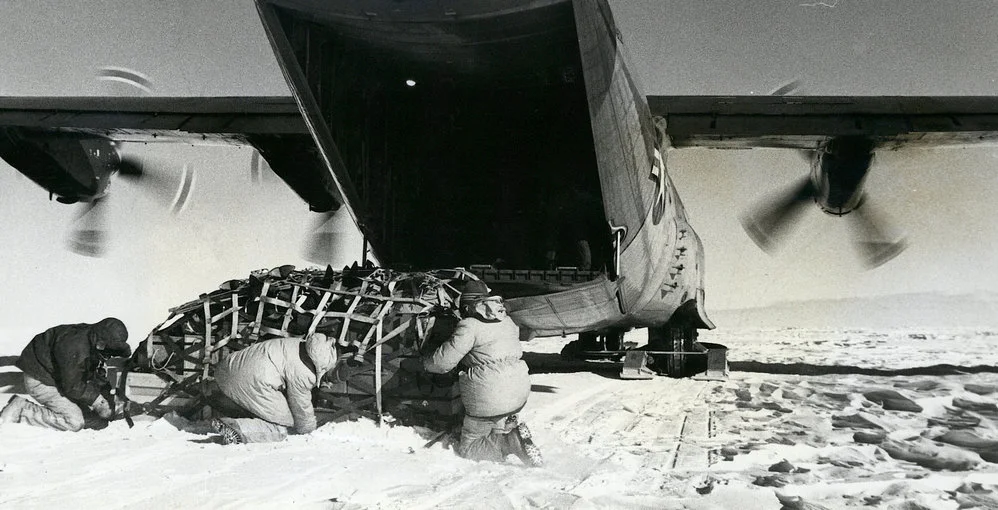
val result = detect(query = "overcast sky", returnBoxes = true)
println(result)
[0,0,997,343]
[613,0,998,96]
[0,0,288,97]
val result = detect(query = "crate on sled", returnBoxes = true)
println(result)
[125,265,477,423]
[316,354,464,424]
[121,372,196,407]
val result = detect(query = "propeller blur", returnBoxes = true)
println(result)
[740,135,908,268]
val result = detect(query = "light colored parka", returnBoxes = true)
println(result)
[215,335,336,434]
[423,315,530,418]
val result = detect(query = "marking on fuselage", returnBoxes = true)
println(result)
[650,148,667,225]
[661,281,678,298]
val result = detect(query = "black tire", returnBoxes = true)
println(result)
[650,325,693,378]
[561,332,601,360]
[560,338,584,360]
[604,330,624,351]
[666,328,684,377]
[579,332,601,350]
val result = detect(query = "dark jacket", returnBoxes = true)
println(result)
[15,318,130,405]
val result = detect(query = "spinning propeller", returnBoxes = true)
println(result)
[739,79,907,268]
[740,135,907,268]
[248,148,343,264]
[66,149,195,257]
[65,67,195,256]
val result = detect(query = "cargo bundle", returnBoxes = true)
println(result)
[117,264,479,426]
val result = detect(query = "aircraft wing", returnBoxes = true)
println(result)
[0,96,306,139]
[0,95,367,236]
[649,96,998,150]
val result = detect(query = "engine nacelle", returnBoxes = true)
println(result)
[811,135,876,216]
[0,127,119,203]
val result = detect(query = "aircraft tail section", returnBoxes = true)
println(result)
[572,0,713,330]
[572,0,659,254]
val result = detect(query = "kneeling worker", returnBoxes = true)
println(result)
[211,332,337,444]
[1,318,131,431]
[406,280,543,466]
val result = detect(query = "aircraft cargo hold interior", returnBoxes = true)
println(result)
[273,3,613,285]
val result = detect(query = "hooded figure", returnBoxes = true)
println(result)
[212,333,337,444]
[414,279,543,466]
[1,318,131,431]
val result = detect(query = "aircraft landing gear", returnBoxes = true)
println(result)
[560,329,625,360]
[648,323,696,378]
[558,324,710,379]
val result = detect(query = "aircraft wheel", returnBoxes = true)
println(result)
[561,332,598,360]
[665,328,685,377]
[649,325,695,378]
[604,329,624,351]
[561,331,622,360]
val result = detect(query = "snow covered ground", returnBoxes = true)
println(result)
[2,329,998,509]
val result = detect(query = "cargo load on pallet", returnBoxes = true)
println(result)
[117,264,482,427]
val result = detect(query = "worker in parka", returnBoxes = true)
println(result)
[211,332,337,444]
[1,318,131,431]
[409,279,543,466]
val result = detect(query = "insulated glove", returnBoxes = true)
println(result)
[90,394,115,420]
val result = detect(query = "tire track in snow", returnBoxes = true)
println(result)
[525,377,621,426]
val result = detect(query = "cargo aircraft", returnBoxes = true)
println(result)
[2,0,997,376]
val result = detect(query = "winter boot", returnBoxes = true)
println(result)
[505,414,519,429]
[502,419,544,467]
[212,418,245,445]
[0,395,28,424]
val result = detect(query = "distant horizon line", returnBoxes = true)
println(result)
[711,289,998,313]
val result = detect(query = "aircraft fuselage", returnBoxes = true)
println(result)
[255,0,714,341]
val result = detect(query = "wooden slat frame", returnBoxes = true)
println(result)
[306,291,333,336]
[138,371,206,416]
[355,301,393,352]
[375,341,383,426]
[133,268,470,424]
[251,280,272,339]
[280,285,301,331]
[337,281,368,345]
[315,396,379,423]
